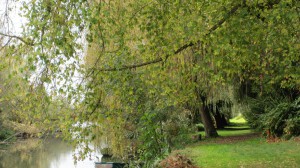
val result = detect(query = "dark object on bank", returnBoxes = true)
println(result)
[95,162,126,168]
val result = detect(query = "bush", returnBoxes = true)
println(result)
[196,123,205,131]
[159,154,199,168]
[284,117,300,138]
[245,96,300,139]
[243,97,271,129]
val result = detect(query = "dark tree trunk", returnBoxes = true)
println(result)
[221,114,228,126]
[214,100,230,129]
[199,104,218,138]
[198,95,218,138]
[214,107,224,129]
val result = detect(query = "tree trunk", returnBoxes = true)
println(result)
[221,114,228,126]
[214,107,224,129]
[198,95,218,138]
[214,100,229,129]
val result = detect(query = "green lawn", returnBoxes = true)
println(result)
[198,125,252,138]
[178,118,300,168]
[229,114,247,124]
[181,137,300,168]
[198,116,252,138]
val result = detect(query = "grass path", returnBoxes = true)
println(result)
[178,122,300,168]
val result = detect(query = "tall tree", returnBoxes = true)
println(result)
[1,0,299,164]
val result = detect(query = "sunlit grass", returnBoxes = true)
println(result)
[181,138,300,168]
[197,126,253,138]
[217,128,252,137]
[229,114,247,124]
[179,117,300,168]
[198,115,252,138]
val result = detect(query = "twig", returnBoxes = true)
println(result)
[0,32,34,45]
[0,37,12,51]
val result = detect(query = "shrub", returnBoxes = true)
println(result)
[159,154,199,168]
[245,96,300,139]
[243,97,271,129]
[263,97,300,138]
[284,117,300,138]
[196,123,205,131]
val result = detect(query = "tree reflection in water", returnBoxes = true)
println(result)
[0,138,101,168]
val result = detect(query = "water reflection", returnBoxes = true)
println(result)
[0,138,102,168]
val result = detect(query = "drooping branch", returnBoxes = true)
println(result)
[97,4,241,72]
[97,41,196,71]
[207,4,241,35]
[0,38,12,51]
[0,32,34,46]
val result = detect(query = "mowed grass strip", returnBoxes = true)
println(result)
[201,126,253,138]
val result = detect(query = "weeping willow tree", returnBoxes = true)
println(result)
[1,0,299,165]
[0,7,69,138]
[0,38,47,137]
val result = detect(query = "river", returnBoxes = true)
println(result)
[0,138,102,168]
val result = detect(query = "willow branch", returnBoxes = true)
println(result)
[0,32,34,45]
[0,38,12,51]
[97,4,241,72]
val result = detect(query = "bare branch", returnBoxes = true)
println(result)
[0,32,34,45]
[0,37,12,51]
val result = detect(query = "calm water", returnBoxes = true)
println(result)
[0,138,102,168]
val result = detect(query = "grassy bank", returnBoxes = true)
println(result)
[176,117,300,168]
[181,136,300,168]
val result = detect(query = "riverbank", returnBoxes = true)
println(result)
[0,121,42,144]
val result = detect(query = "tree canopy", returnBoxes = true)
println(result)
[0,0,299,166]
